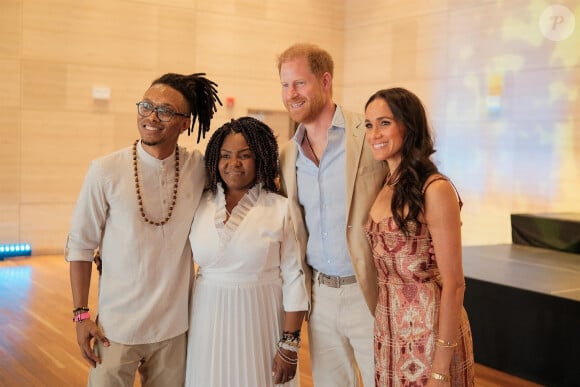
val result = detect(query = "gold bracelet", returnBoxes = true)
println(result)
[435,338,458,348]
[431,372,450,382]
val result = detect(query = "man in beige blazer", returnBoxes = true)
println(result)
[277,43,388,386]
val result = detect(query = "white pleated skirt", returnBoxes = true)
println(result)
[185,270,298,387]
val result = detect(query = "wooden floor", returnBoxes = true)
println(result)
[0,255,544,387]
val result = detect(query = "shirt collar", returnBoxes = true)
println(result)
[137,140,176,167]
[293,104,345,146]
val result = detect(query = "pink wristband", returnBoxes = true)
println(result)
[73,312,90,323]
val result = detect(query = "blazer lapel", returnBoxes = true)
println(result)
[344,110,365,215]
[280,141,299,200]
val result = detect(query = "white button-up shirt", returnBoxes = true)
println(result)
[65,141,205,344]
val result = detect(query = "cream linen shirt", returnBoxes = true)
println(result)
[65,141,205,345]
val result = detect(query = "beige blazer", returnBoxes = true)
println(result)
[279,107,389,315]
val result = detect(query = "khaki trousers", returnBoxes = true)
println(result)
[88,332,186,387]
[308,276,375,387]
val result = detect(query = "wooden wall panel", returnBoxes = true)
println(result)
[20,203,73,255]
[22,1,159,69]
[21,61,67,110]
[197,0,344,29]
[0,54,20,243]
[0,0,21,58]
[113,112,144,151]
[136,0,196,8]
[193,11,280,79]
[192,11,344,82]
[0,205,20,243]
[0,59,20,107]
[413,14,450,81]
[344,24,395,87]
[64,65,157,113]
[343,78,450,122]
[343,11,449,105]
[20,110,116,204]
[0,114,21,201]
[0,113,21,244]
[210,77,283,121]
[0,35,20,246]
[391,19,418,82]
[157,9,197,73]
[344,0,449,28]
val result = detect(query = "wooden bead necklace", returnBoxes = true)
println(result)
[132,140,180,226]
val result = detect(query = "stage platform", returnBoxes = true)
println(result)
[463,243,580,386]
[511,212,580,254]
[464,244,580,301]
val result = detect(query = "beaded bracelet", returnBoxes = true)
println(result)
[281,330,301,349]
[431,372,450,382]
[282,329,301,340]
[73,312,91,323]
[73,306,89,315]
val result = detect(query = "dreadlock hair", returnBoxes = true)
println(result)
[365,87,439,238]
[151,73,222,143]
[204,116,280,196]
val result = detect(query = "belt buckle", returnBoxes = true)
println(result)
[319,272,340,288]
[328,274,340,288]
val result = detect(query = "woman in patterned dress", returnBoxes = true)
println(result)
[363,88,475,386]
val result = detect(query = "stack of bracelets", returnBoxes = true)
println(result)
[275,329,301,365]
[72,306,90,323]
[430,337,458,382]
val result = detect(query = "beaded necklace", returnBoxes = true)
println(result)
[132,140,180,226]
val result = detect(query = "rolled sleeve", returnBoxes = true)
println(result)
[65,160,108,262]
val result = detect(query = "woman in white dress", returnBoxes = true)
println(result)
[185,117,308,386]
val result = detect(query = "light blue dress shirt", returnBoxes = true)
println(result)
[294,106,354,277]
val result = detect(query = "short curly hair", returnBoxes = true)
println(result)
[204,117,280,195]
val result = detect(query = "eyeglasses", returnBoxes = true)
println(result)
[136,101,190,122]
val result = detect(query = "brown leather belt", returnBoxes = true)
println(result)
[314,270,357,288]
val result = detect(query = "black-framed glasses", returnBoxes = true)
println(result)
[136,101,190,122]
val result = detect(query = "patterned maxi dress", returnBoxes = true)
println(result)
[365,215,475,386]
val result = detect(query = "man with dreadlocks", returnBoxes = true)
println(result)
[185,117,308,386]
[65,73,220,386]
